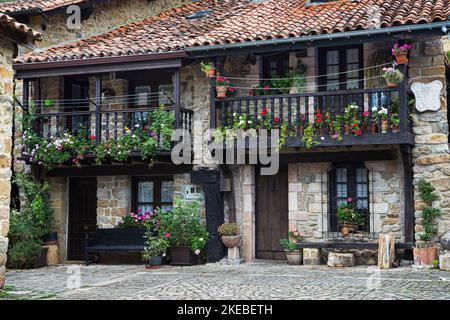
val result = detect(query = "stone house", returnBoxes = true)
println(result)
[6,0,450,265]
[0,13,41,288]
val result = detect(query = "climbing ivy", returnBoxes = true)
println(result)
[417,179,442,241]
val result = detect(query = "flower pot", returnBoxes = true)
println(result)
[33,247,49,268]
[341,223,358,236]
[413,246,439,266]
[221,235,240,248]
[363,124,370,134]
[391,124,400,133]
[298,126,304,137]
[285,250,303,265]
[395,53,408,65]
[344,124,350,135]
[170,246,198,266]
[146,256,162,269]
[216,86,228,99]
[386,80,398,88]
[318,127,325,137]
[381,120,388,133]
[371,123,378,134]
[208,67,216,78]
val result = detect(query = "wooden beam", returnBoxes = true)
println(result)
[174,69,181,130]
[278,149,399,164]
[95,75,102,145]
[401,144,415,243]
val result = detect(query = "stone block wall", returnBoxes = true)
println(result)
[409,36,450,246]
[0,36,15,288]
[97,176,130,228]
[48,177,68,262]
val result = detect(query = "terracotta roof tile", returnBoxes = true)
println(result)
[0,0,85,14]
[16,0,450,63]
[0,13,43,41]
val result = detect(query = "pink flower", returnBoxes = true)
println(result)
[347,197,353,203]
[263,85,270,91]
[165,233,170,239]
[363,111,369,117]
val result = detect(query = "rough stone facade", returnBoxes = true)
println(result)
[97,176,130,228]
[0,36,15,288]
[409,36,450,247]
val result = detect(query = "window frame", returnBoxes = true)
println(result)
[261,52,291,79]
[131,176,174,213]
[328,163,370,233]
[129,76,174,108]
[318,45,364,92]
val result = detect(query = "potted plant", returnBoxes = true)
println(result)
[382,67,404,88]
[297,115,307,137]
[280,230,303,265]
[392,43,412,65]
[215,77,231,99]
[379,107,389,133]
[371,107,379,133]
[314,109,324,137]
[161,200,208,266]
[344,103,359,135]
[200,61,215,77]
[290,72,306,94]
[362,111,370,134]
[218,222,240,248]
[143,236,169,269]
[337,198,365,236]
[331,114,343,142]
[391,113,400,133]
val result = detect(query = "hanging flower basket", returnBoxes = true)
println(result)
[386,80,398,88]
[395,53,409,65]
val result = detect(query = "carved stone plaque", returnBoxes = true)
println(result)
[411,80,443,112]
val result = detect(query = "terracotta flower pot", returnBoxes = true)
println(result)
[413,246,439,266]
[344,124,350,135]
[395,53,408,65]
[208,67,216,78]
[221,235,240,248]
[391,124,400,133]
[381,120,388,133]
[285,250,303,265]
[216,86,228,99]
[386,80,398,88]
[371,123,378,134]
[341,223,358,236]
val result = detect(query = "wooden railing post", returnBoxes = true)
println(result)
[174,69,181,130]
[398,63,408,134]
[95,75,102,145]
[210,58,217,129]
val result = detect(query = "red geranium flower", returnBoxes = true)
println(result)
[261,109,267,117]
[356,129,362,136]
[274,116,280,123]
[90,135,96,140]
[165,233,171,239]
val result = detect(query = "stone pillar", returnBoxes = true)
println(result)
[48,177,68,262]
[242,165,255,262]
[409,37,450,246]
[97,176,130,228]
[0,37,15,288]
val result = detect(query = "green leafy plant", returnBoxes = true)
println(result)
[200,61,214,75]
[8,173,53,269]
[142,236,169,260]
[417,179,441,241]
[301,124,320,149]
[337,198,365,226]
[279,239,298,251]
[382,67,404,85]
[218,223,240,236]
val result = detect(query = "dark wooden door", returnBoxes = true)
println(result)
[68,178,97,261]
[256,166,288,260]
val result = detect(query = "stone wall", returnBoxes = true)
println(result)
[0,37,15,288]
[97,176,130,228]
[409,36,450,246]
[48,177,68,262]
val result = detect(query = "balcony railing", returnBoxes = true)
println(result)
[213,87,413,147]
[22,101,193,163]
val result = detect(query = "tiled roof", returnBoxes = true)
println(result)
[0,13,43,41]
[16,0,450,63]
[0,0,85,14]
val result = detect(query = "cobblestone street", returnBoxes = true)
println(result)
[2,261,450,300]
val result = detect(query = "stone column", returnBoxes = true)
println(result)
[242,165,255,262]
[409,37,450,246]
[0,37,14,288]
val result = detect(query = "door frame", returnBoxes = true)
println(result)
[255,165,289,260]
[67,177,98,261]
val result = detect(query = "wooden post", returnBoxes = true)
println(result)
[23,79,30,112]
[378,232,396,269]
[174,69,181,130]
[401,144,414,244]
[95,75,102,145]
[210,57,217,129]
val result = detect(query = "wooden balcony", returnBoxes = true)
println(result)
[212,87,413,148]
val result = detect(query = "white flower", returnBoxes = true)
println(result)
[199,238,204,242]
[379,107,388,115]
[194,249,201,255]
[371,106,378,112]
[162,252,167,257]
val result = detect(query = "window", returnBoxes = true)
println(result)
[129,78,174,108]
[261,52,290,79]
[132,177,174,213]
[319,45,363,91]
[328,164,370,233]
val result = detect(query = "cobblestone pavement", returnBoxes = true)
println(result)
[3,261,450,300]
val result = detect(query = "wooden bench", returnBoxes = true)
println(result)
[296,242,414,250]
[85,228,146,265]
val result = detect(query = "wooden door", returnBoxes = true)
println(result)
[256,166,288,260]
[68,178,97,261]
